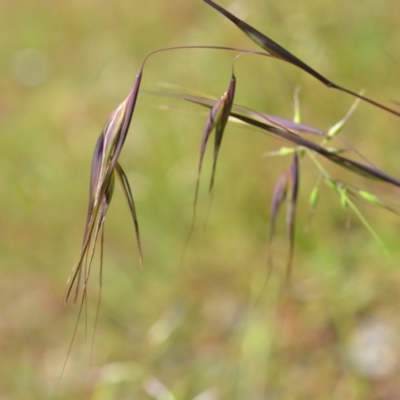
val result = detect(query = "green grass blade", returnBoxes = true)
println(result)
[309,186,320,212]
[264,147,296,157]
[356,189,398,214]
[327,95,362,139]
[328,182,399,267]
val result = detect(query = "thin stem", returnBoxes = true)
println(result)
[142,45,273,68]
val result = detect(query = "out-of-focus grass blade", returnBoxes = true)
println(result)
[340,187,348,209]
[333,182,398,215]
[115,162,143,268]
[293,86,302,124]
[306,180,321,228]
[268,169,288,271]
[327,95,362,139]
[309,186,319,211]
[267,154,299,283]
[271,173,289,232]
[64,70,143,305]
[324,179,399,215]
[309,185,320,219]
[323,179,398,267]
[203,0,400,118]
[324,179,340,193]
[357,190,387,207]
[264,147,296,157]
[286,153,299,281]
[356,189,399,215]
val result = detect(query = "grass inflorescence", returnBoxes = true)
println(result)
[63,0,400,378]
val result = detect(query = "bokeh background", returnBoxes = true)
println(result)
[2,0,400,398]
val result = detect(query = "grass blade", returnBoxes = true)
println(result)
[195,73,236,206]
[286,153,299,282]
[332,181,399,215]
[308,181,321,224]
[203,0,400,118]
[172,90,400,188]
[268,169,289,271]
[226,112,400,188]
[324,179,398,267]
[210,72,236,191]
[148,91,325,135]
[203,0,331,86]
[327,94,362,139]
[114,162,143,268]
[73,133,106,301]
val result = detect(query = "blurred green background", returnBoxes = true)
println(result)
[2,0,400,398]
